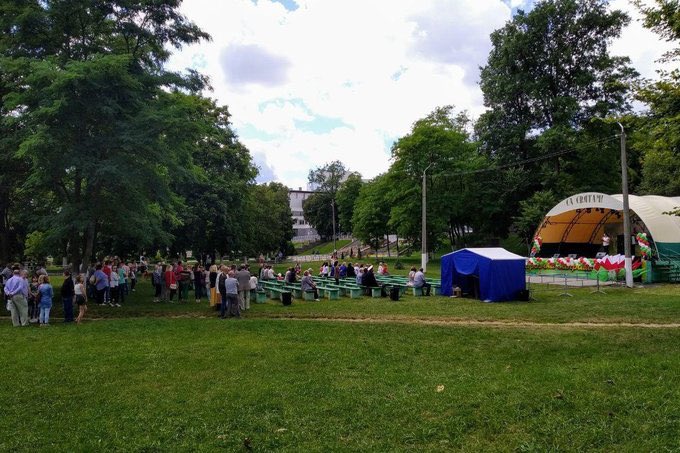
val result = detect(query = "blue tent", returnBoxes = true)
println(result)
[440,248,526,302]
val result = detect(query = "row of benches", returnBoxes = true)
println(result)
[257,276,442,302]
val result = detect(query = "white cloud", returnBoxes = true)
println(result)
[169,0,675,189]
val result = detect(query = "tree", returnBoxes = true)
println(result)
[352,175,391,254]
[633,1,680,197]
[512,190,559,252]
[475,0,637,237]
[243,183,294,256]
[304,161,349,240]
[166,99,257,258]
[386,106,486,250]
[335,173,363,234]
[302,192,335,241]
[0,0,210,271]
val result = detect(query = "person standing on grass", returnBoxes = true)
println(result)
[192,264,201,302]
[236,265,251,311]
[414,268,431,296]
[151,264,163,302]
[110,264,120,307]
[165,264,177,302]
[216,265,228,317]
[74,275,87,324]
[4,265,29,327]
[60,269,75,323]
[129,261,137,292]
[85,262,95,300]
[180,265,192,303]
[204,265,210,304]
[93,264,108,306]
[102,260,112,304]
[224,270,240,318]
[117,264,126,306]
[208,264,218,307]
[28,275,40,323]
[301,271,319,301]
[249,273,258,303]
[38,275,54,327]
[119,261,129,296]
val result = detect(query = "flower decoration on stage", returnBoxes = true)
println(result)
[636,232,651,259]
[530,236,542,256]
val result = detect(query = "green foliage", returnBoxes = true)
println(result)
[335,172,363,234]
[385,106,488,248]
[0,1,292,265]
[636,0,680,62]
[633,2,680,197]
[302,191,335,241]
[303,161,351,239]
[23,230,48,260]
[352,174,391,252]
[243,182,295,255]
[513,190,559,248]
[472,0,637,241]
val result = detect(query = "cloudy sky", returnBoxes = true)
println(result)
[169,0,674,190]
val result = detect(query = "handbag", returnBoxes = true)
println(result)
[170,283,177,290]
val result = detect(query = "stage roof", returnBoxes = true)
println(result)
[536,193,680,255]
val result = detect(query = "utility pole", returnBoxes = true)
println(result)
[617,122,633,288]
[421,163,432,272]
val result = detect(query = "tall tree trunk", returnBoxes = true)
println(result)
[70,229,81,273]
[80,221,96,272]
[386,234,391,257]
[395,234,400,257]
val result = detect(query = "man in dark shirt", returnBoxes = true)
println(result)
[60,269,75,322]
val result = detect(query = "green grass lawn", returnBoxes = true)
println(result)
[2,318,680,451]
[2,279,680,450]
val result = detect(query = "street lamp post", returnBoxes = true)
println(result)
[421,163,433,272]
[617,122,633,288]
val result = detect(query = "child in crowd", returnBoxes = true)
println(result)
[110,264,120,306]
[38,275,53,327]
[75,275,87,323]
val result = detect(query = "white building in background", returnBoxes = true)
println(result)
[289,188,319,242]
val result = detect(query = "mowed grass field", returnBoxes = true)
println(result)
[2,277,680,451]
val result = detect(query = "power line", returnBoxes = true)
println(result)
[430,134,619,178]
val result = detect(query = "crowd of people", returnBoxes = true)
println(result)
[2,256,431,327]
[2,264,88,327]
[149,261,258,319]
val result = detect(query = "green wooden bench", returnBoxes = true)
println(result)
[302,289,318,301]
[255,290,267,303]
[269,287,283,300]
[317,287,340,300]
[343,286,363,298]
[283,285,302,299]
[359,286,382,298]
